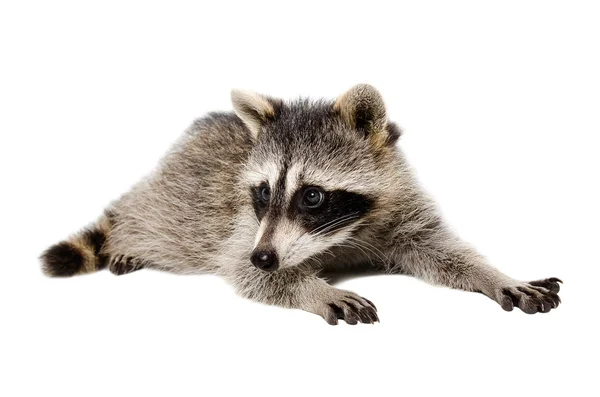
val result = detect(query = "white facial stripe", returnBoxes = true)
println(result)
[253,220,267,249]
[270,219,305,259]
[301,166,374,194]
[244,159,280,187]
[284,163,303,201]
[285,161,375,197]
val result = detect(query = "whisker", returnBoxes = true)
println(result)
[310,212,360,235]
[345,237,391,268]
[279,212,365,268]
[312,214,360,237]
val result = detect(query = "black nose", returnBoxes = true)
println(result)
[251,250,279,272]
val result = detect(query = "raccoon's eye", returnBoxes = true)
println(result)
[302,187,325,209]
[259,184,271,203]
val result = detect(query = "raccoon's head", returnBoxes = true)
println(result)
[232,84,401,272]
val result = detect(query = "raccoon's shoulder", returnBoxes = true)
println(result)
[171,111,254,160]
[187,111,250,142]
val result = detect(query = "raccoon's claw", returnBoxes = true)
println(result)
[109,255,144,276]
[528,277,562,293]
[322,292,378,325]
[496,278,562,314]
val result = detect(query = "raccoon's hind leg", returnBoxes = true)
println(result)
[108,255,146,276]
[41,210,151,277]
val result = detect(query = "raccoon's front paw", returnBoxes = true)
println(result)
[318,290,379,325]
[495,278,562,314]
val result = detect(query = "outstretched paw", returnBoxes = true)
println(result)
[496,278,562,314]
[320,290,379,325]
[108,255,144,276]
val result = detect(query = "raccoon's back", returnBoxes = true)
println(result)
[107,112,255,271]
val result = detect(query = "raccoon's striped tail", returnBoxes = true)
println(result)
[40,215,111,277]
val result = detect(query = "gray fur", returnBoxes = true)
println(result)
[40,84,562,324]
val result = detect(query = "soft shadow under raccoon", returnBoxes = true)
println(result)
[40,84,562,325]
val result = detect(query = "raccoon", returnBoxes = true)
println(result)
[40,84,562,325]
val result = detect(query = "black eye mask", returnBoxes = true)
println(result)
[290,187,373,235]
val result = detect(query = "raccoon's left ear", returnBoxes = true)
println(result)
[334,84,400,147]
[231,90,281,139]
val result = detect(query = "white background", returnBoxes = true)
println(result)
[1,1,598,396]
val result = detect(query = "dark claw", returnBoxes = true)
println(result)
[369,308,380,323]
[325,294,378,325]
[357,309,373,324]
[362,297,377,311]
[363,307,378,323]
[537,300,550,313]
[548,277,563,284]
[529,278,562,293]
[342,300,371,324]
[541,298,553,312]
[548,291,561,308]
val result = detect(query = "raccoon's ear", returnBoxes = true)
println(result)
[231,90,280,139]
[334,84,399,147]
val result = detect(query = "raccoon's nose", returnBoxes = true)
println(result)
[251,250,279,272]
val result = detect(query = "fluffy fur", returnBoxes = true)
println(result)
[40,84,562,324]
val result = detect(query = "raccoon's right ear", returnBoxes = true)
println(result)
[231,90,281,139]
[334,84,400,147]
